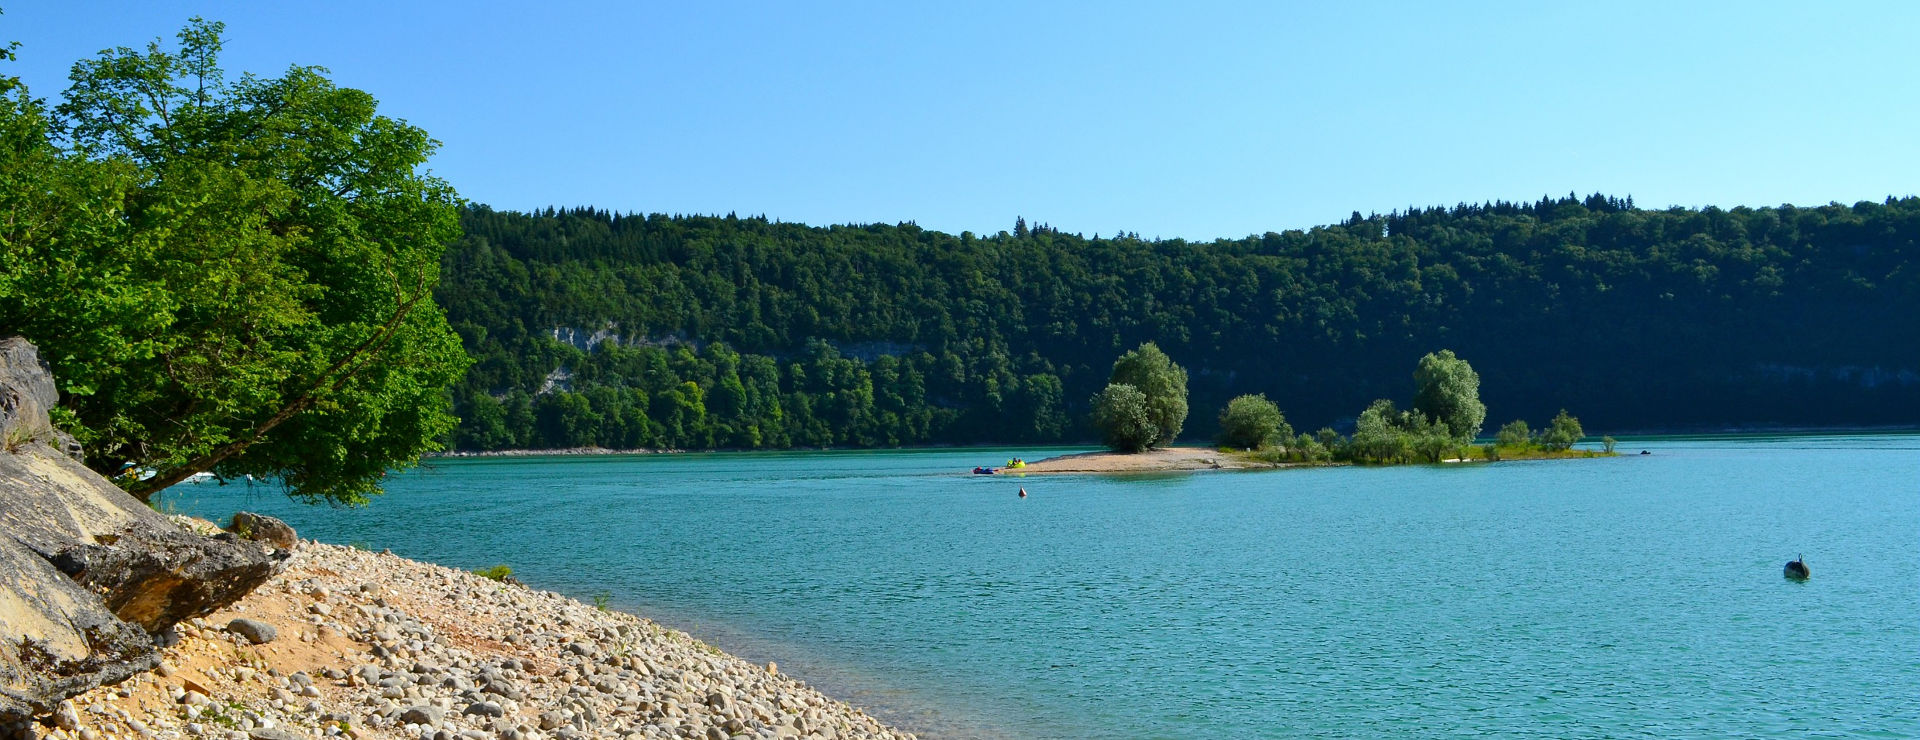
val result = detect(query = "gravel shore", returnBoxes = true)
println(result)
[24,530,914,740]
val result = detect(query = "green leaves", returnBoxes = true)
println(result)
[1,18,468,504]
[1108,342,1189,447]
[1542,410,1585,451]
[1091,383,1156,453]
[1217,394,1288,450]
[1411,349,1486,443]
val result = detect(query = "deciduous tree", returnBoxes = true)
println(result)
[1412,349,1486,443]
[1092,383,1156,453]
[1108,342,1188,447]
[0,19,468,503]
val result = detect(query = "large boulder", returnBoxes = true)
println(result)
[0,338,286,722]
[228,512,299,550]
[0,529,158,722]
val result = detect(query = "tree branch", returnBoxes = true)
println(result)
[126,277,429,499]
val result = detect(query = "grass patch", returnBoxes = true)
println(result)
[473,564,514,581]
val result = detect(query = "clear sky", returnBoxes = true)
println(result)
[6,1,1916,240]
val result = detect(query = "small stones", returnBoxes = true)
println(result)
[228,618,278,644]
[40,542,916,740]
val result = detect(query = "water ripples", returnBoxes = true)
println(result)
[162,438,1920,738]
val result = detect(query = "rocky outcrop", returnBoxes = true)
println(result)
[0,338,287,723]
[0,338,81,463]
[0,525,158,722]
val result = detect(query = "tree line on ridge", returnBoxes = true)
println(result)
[439,195,1920,451]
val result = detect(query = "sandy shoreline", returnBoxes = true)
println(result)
[30,523,913,740]
[1009,446,1279,474]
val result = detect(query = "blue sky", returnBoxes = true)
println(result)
[7,1,1916,240]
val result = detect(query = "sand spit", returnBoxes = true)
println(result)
[1011,446,1273,474]
[22,531,912,740]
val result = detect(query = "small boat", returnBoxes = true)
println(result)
[1784,555,1810,580]
[972,466,997,475]
[1005,458,1027,469]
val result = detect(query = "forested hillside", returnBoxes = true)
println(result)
[436,194,1920,451]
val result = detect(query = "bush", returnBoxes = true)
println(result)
[1408,414,1457,463]
[1217,394,1290,450]
[1496,420,1532,448]
[473,564,514,581]
[1540,410,1585,450]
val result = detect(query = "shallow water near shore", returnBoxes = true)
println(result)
[160,435,1920,738]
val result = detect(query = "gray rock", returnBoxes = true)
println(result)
[227,512,298,550]
[401,706,445,727]
[228,619,278,644]
[0,340,283,722]
[0,337,82,461]
[463,702,504,718]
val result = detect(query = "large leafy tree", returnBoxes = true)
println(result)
[1091,383,1156,453]
[1108,342,1188,447]
[0,19,469,503]
[1411,349,1486,443]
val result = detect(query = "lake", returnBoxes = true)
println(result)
[157,435,1920,738]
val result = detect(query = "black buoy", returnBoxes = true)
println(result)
[1018,487,1027,498]
[1784,554,1810,580]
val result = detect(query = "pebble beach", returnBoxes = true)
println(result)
[27,527,914,740]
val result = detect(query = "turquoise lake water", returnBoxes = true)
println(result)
[158,436,1920,738]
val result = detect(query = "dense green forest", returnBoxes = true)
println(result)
[436,194,1920,451]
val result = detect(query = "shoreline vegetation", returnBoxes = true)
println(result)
[418,424,1919,462]
[1070,343,1626,471]
[1008,443,1610,476]
[47,518,916,740]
